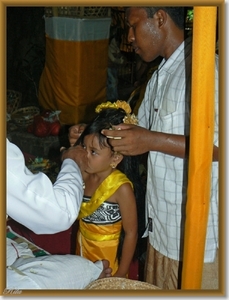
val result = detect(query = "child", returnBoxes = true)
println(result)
[74,101,145,278]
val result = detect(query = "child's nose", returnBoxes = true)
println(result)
[85,149,90,157]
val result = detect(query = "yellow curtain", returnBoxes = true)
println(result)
[181,7,217,289]
[39,37,108,125]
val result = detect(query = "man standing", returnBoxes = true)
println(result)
[100,7,218,289]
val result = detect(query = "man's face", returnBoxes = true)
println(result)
[125,7,162,62]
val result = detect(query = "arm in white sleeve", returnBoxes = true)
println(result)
[6,139,84,234]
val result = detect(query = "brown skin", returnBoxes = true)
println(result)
[68,123,87,147]
[110,183,138,277]
[101,7,218,162]
[125,7,184,62]
[60,144,89,172]
[101,124,218,161]
[98,260,112,278]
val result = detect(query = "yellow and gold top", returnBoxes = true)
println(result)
[78,169,133,219]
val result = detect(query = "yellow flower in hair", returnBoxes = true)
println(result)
[95,101,116,113]
[95,100,132,114]
[95,100,138,125]
[123,114,139,125]
[115,100,131,114]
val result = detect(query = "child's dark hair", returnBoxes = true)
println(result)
[76,108,126,149]
[76,108,146,263]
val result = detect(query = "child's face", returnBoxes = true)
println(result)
[82,134,114,174]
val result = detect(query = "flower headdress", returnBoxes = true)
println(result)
[95,100,138,125]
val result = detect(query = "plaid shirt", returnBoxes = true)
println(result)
[139,38,218,262]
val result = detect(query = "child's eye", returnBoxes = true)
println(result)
[82,144,86,150]
[91,150,96,155]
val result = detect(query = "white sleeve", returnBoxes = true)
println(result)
[6,139,84,234]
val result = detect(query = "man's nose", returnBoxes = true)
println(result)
[127,27,135,43]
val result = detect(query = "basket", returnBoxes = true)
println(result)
[11,106,40,127]
[45,7,111,18]
[85,277,161,290]
[7,90,22,114]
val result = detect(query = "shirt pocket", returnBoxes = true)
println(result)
[156,103,188,134]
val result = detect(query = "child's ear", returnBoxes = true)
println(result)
[112,152,123,166]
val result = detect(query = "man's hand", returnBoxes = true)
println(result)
[102,123,188,159]
[101,123,150,156]
[60,145,88,172]
[68,124,87,146]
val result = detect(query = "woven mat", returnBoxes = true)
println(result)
[85,277,160,290]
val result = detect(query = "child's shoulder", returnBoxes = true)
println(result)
[112,169,131,181]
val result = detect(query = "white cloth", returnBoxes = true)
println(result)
[7,138,84,234]
[7,251,103,289]
[7,238,35,266]
[6,139,103,289]
[138,37,218,263]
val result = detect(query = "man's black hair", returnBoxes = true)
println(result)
[126,7,185,30]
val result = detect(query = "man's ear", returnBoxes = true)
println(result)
[155,9,167,28]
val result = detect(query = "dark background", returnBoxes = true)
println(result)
[6,7,196,110]
[7,7,45,108]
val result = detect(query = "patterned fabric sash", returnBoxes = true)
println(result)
[78,170,133,219]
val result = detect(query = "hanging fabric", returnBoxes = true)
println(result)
[181,6,217,289]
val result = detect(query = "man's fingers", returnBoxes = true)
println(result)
[106,136,122,140]
[102,129,123,139]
